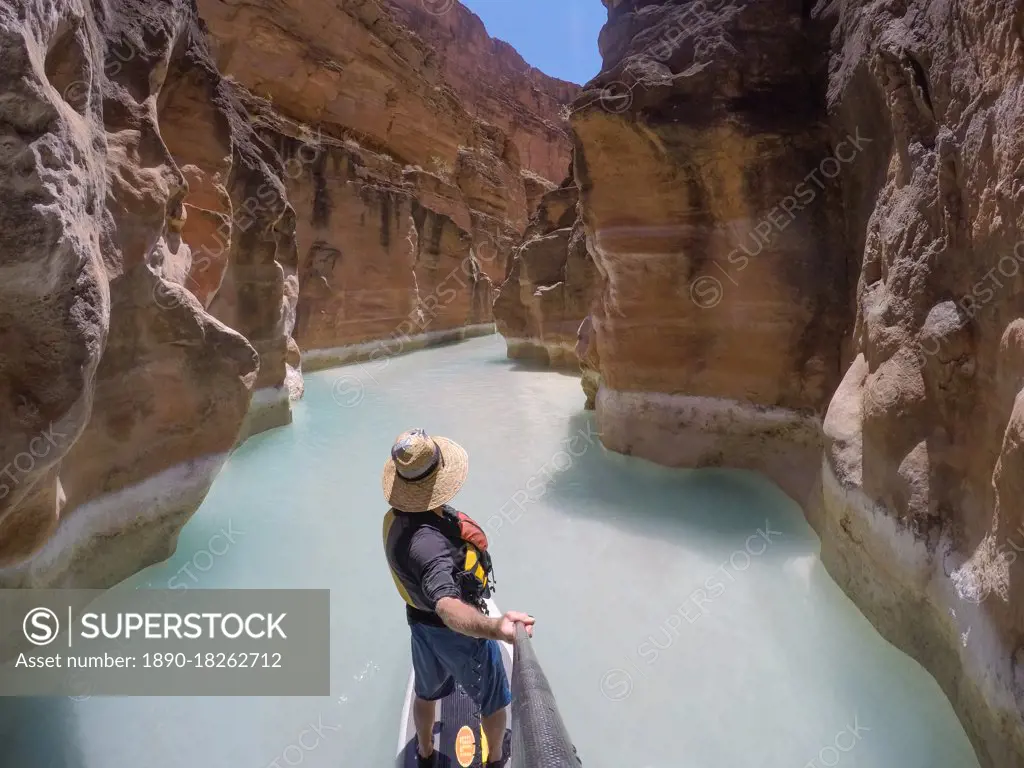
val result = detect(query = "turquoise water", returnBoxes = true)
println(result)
[0,335,979,767]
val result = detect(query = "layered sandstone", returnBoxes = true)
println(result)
[523,170,559,216]
[383,0,579,184]
[0,0,297,586]
[493,178,599,370]
[255,109,498,370]
[577,0,845,414]
[195,0,577,368]
[574,0,842,508]
[575,0,1024,764]
[0,0,574,588]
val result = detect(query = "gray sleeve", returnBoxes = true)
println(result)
[408,526,460,607]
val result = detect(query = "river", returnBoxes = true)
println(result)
[0,335,979,768]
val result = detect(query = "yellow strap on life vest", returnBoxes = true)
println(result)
[384,509,488,605]
[382,509,417,608]
[464,548,487,587]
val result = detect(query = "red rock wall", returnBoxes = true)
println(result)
[263,123,496,362]
[577,0,845,410]
[820,1,1024,764]
[0,0,574,586]
[574,0,1024,764]
[493,177,600,370]
[0,0,294,586]
[383,0,579,184]
[194,0,576,362]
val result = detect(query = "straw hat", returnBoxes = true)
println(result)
[382,428,469,512]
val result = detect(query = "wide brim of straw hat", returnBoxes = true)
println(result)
[382,436,469,513]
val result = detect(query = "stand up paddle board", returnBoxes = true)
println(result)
[396,599,514,768]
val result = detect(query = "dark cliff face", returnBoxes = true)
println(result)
[566,1,1024,765]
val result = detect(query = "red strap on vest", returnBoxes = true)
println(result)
[452,509,489,552]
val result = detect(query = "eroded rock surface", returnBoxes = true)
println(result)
[384,0,579,185]
[818,1,1024,764]
[0,0,297,586]
[574,0,1024,763]
[576,0,844,414]
[0,0,575,586]
[493,177,599,370]
[195,0,577,368]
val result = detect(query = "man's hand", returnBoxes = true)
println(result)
[496,611,535,643]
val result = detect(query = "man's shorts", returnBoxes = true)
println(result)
[410,622,512,717]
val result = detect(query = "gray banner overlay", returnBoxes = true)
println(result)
[0,589,330,696]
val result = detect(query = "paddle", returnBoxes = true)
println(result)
[510,621,583,767]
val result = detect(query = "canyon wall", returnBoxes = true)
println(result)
[819,1,1024,764]
[0,0,574,588]
[195,0,579,370]
[574,0,1024,765]
[575,0,844,498]
[0,0,295,587]
[384,0,578,186]
[493,177,599,370]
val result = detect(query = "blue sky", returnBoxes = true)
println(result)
[458,0,605,85]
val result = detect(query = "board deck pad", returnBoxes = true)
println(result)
[397,600,514,768]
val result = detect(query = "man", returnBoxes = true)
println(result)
[382,428,535,768]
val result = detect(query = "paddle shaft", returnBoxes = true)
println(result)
[510,621,583,767]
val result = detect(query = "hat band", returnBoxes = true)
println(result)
[397,440,442,482]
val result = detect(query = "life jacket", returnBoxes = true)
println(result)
[384,505,496,613]
[437,505,496,612]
